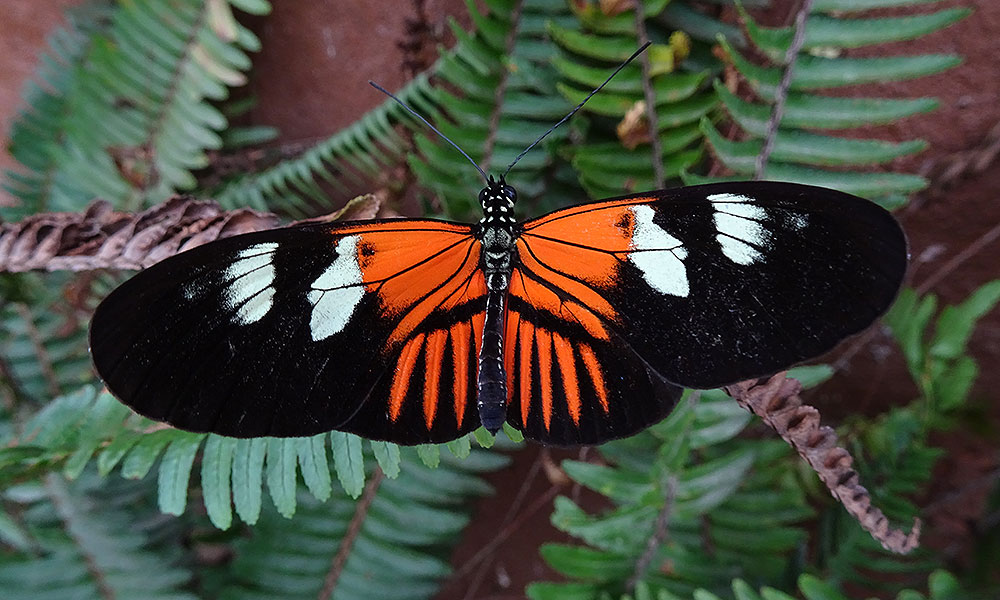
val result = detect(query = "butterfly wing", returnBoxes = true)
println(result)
[506,181,906,444]
[90,220,486,444]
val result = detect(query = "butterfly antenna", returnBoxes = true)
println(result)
[502,42,652,180]
[369,81,489,184]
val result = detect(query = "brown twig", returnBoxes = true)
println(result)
[481,0,524,172]
[319,467,385,600]
[915,220,1000,295]
[626,473,678,592]
[753,0,814,179]
[726,373,921,554]
[0,194,382,273]
[632,0,665,188]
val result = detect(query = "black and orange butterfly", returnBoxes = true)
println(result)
[89,49,908,446]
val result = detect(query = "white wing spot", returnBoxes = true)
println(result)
[307,235,365,341]
[790,213,809,230]
[223,243,278,324]
[629,205,689,297]
[708,193,769,265]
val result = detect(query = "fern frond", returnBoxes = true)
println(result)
[205,448,509,600]
[1,386,511,529]
[2,0,266,216]
[699,1,967,205]
[1,2,114,220]
[611,570,973,600]
[545,1,726,200]
[0,273,94,403]
[530,372,827,598]
[0,472,195,600]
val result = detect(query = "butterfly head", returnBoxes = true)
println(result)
[479,175,517,225]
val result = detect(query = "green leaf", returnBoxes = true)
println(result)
[715,81,937,131]
[447,435,472,459]
[416,443,441,468]
[371,440,402,478]
[929,280,1000,360]
[526,580,601,600]
[793,54,962,90]
[296,434,332,500]
[331,431,365,497]
[562,460,653,501]
[231,437,267,525]
[932,355,977,413]
[797,574,844,599]
[157,434,205,515]
[539,543,631,581]
[813,0,951,12]
[121,430,176,480]
[745,10,970,58]
[265,437,298,517]
[702,118,925,167]
[63,392,130,479]
[201,435,236,529]
[96,428,143,476]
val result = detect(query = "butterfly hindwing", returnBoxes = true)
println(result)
[517,181,908,391]
[89,219,486,443]
[503,273,684,445]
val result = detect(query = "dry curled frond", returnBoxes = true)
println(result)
[726,373,921,554]
[0,193,383,273]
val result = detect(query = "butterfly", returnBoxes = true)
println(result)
[88,44,907,446]
[89,176,907,446]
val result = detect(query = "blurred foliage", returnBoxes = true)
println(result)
[2,0,996,599]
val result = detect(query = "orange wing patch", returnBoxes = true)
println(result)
[513,201,658,339]
[327,221,484,435]
[347,222,485,346]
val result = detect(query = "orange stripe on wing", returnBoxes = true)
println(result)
[450,321,471,429]
[579,344,609,414]
[519,322,534,427]
[423,329,446,430]
[389,332,425,422]
[536,328,554,432]
[508,267,611,341]
[552,332,581,426]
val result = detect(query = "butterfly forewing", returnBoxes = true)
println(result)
[517,181,907,391]
[90,219,486,443]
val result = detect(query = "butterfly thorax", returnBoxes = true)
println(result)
[476,177,519,290]
[475,176,518,433]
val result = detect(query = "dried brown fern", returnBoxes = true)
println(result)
[726,373,921,554]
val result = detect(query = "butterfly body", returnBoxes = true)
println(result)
[90,181,907,446]
[475,176,520,433]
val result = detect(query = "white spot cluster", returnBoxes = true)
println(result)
[708,193,770,265]
[223,243,279,324]
[479,193,516,226]
[629,205,689,298]
[307,235,365,341]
